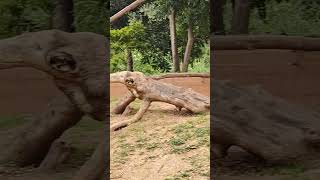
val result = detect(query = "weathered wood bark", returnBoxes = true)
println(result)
[211,35,320,50]
[212,80,320,163]
[169,8,180,72]
[110,0,146,23]
[0,97,83,166]
[231,0,250,34]
[52,0,74,32]
[110,71,210,130]
[38,139,73,170]
[111,100,151,131]
[182,22,195,72]
[112,92,136,114]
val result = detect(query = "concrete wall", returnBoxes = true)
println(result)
[0,68,63,116]
[1,49,319,115]
[213,49,320,108]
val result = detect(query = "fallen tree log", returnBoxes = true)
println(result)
[0,97,82,166]
[0,30,109,179]
[212,80,320,164]
[211,35,320,50]
[110,71,210,130]
[38,139,73,170]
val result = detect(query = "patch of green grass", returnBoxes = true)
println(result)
[113,140,136,164]
[170,138,185,146]
[0,115,31,129]
[168,117,210,154]
[257,164,306,177]
[165,169,193,180]
[145,142,160,150]
[189,154,210,177]
[119,99,142,110]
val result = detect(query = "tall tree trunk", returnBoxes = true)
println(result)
[169,8,180,72]
[211,0,226,34]
[231,0,250,34]
[182,22,195,72]
[52,0,75,32]
[127,49,133,72]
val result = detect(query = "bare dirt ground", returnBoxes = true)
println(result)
[110,101,210,180]
[110,78,210,180]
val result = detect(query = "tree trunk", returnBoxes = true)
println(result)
[231,0,250,34]
[110,0,146,23]
[211,35,320,50]
[52,0,75,32]
[0,97,83,166]
[110,71,209,130]
[169,8,180,72]
[127,49,133,72]
[212,80,320,164]
[182,22,195,72]
[211,0,226,34]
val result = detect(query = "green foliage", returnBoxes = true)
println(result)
[0,0,108,38]
[110,21,145,49]
[110,0,209,74]
[223,0,320,36]
[249,0,320,36]
[189,44,210,73]
[110,21,150,73]
[74,0,109,35]
[0,0,53,38]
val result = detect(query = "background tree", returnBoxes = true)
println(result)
[110,0,210,74]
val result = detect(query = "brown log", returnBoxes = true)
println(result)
[110,0,146,23]
[151,73,210,80]
[112,92,136,114]
[0,97,83,166]
[111,100,151,131]
[110,71,210,130]
[211,35,320,50]
[212,80,320,164]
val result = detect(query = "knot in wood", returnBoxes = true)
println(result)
[125,77,136,87]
